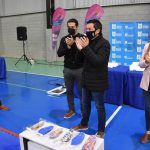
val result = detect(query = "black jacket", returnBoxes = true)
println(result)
[82,34,110,92]
[57,33,85,69]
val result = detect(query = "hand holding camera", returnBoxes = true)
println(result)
[65,36,74,49]
[75,35,89,50]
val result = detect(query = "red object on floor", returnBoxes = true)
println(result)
[0,127,19,137]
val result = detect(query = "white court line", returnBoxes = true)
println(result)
[2,71,65,97]
[105,105,122,127]
[0,82,60,98]
[0,81,47,92]
[8,70,63,78]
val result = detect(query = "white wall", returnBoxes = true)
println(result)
[55,0,150,8]
[0,13,47,59]
[0,0,4,16]
[0,0,46,59]
[2,0,46,16]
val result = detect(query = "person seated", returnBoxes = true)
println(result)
[0,100,9,110]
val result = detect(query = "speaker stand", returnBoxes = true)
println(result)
[15,41,31,65]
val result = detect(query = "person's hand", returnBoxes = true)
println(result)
[75,36,89,50]
[144,53,150,63]
[65,36,74,48]
[75,37,83,50]
[79,36,89,48]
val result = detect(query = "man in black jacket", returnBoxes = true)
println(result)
[72,19,110,138]
[57,18,84,119]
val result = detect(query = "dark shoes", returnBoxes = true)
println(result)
[140,133,150,144]
[72,124,88,131]
[96,131,104,139]
[64,110,75,119]
[0,105,10,111]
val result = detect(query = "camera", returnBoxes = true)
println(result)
[78,34,87,38]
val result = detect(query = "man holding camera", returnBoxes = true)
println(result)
[57,18,84,119]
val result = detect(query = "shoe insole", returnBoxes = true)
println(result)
[82,135,96,150]
[38,126,54,135]
[49,128,63,138]
[71,132,85,145]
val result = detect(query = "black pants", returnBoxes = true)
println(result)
[0,100,2,105]
[63,67,83,112]
[81,88,105,132]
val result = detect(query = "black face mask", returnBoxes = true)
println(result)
[68,28,76,35]
[86,31,96,40]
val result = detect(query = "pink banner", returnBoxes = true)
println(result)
[84,4,104,32]
[52,7,66,49]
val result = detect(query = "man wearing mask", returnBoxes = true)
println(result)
[57,18,84,119]
[72,19,110,138]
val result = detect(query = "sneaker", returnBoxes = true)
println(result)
[96,131,104,139]
[72,124,88,131]
[140,133,150,144]
[64,110,75,119]
[0,105,9,110]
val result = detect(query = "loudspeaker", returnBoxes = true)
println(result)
[16,26,27,41]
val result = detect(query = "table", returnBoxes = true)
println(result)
[104,65,129,105]
[0,57,6,79]
[125,71,144,109]
[20,121,104,150]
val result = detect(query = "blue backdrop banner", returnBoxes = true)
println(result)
[109,21,150,65]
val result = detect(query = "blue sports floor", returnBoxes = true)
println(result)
[0,71,150,150]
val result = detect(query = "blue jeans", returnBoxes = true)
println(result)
[81,88,105,132]
[143,85,150,131]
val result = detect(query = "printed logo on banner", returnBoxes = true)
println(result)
[137,47,142,53]
[110,21,150,65]
[112,53,122,59]
[137,54,142,60]
[112,39,122,44]
[112,32,122,37]
[124,33,134,37]
[112,46,122,52]
[138,31,149,37]
[137,39,148,45]
[112,24,122,29]
[124,48,133,52]
[138,23,143,29]
[138,23,149,29]
[124,40,134,45]
[125,25,134,30]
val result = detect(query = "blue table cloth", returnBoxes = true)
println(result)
[104,65,129,105]
[125,71,144,109]
[74,65,129,106]
[0,57,6,79]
